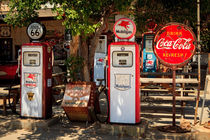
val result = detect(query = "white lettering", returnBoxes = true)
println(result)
[156,38,192,50]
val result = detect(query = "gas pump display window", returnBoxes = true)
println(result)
[112,51,133,67]
[145,39,153,52]
[23,51,40,66]
[95,35,106,53]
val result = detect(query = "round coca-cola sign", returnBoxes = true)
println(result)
[113,18,136,39]
[154,23,196,67]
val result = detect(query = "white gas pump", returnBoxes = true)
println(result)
[20,22,52,119]
[93,35,107,86]
[108,18,140,124]
[108,42,140,124]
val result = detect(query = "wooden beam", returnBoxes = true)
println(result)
[140,78,198,84]
[140,88,196,93]
[143,96,196,101]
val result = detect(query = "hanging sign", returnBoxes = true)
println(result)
[27,22,46,41]
[113,18,136,39]
[154,23,196,67]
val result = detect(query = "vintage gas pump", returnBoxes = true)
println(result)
[108,18,140,124]
[20,22,52,118]
[141,20,158,73]
[141,33,157,72]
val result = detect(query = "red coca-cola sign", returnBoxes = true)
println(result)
[154,23,196,67]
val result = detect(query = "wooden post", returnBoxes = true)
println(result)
[194,0,201,125]
[172,68,176,126]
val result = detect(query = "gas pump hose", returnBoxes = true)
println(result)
[94,89,110,123]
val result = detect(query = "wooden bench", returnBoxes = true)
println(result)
[0,85,19,115]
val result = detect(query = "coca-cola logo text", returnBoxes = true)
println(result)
[156,38,192,50]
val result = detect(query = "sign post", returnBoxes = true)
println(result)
[154,23,196,128]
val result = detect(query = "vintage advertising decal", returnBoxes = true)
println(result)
[24,73,38,88]
[154,23,196,67]
[114,74,131,91]
[96,57,104,65]
[27,92,34,101]
[113,18,136,39]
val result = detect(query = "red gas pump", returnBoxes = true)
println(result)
[20,22,52,119]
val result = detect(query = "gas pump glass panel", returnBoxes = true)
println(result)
[145,35,154,52]
[115,74,131,90]
[112,51,133,67]
[23,51,40,66]
[95,35,107,53]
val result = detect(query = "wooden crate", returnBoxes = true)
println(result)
[61,82,96,121]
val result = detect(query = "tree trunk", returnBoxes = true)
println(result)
[81,36,90,81]
[70,35,80,56]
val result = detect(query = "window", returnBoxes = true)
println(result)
[145,35,154,52]
[23,51,40,66]
[112,51,133,67]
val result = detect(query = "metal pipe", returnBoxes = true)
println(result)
[194,0,201,125]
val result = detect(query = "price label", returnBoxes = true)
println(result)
[27,22,45,40]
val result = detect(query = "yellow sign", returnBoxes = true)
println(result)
[27,92,34,101]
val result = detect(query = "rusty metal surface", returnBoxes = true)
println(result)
[61,82,96,122]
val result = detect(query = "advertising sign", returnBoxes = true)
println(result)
[24,73,38,88]
[114,74,131,91]
[154,23,196,67]
[27,22,46,41]
[61,82,96,121]
[113,18,136,39]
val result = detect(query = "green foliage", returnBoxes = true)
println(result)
[4,0,209,52]
[134,0,197,32]
[5,0,133,36]
[4,0,46,27]
[52,0,133,35]
[134,0,209,52]
[64,56,84,82]
[201,23,210,52]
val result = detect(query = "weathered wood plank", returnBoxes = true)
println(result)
[140,78,198,84]
[140,88,196,93]
[144,96,196,101]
